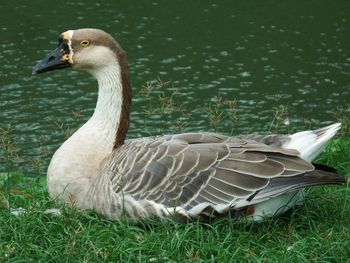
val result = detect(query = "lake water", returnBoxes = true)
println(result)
[0,0,349,174]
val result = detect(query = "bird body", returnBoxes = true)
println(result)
[33,28,345,222]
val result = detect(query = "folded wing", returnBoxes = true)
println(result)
[103,132,344,220]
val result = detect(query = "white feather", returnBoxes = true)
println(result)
[283,123,341,162]
[249,191,305,221]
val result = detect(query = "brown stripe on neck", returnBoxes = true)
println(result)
[113,44,131,149]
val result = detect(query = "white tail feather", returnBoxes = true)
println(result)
[283,123,341,162]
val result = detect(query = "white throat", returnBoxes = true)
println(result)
[87,63,123,150]
[47,62,124,203]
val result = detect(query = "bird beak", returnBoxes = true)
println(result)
[32,39,72,74]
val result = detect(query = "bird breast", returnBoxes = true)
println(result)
[47,121,114,204]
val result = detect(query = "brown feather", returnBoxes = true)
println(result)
[217,159,285,178]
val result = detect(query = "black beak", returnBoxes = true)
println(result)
[32,40,72,74]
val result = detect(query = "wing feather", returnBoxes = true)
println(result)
[217,159,285,178]
[213,168,269,190]
[207,177,253,197]
[200,187,233,203]
[153,144,169,159]
[227,152,267,162]
[194,150,219,171]
[162,139,188,156]
[106,132,329,219]
[190,143,230,160]
[174,150,200,176]
[172,133,204,143]
[266,153,314,171]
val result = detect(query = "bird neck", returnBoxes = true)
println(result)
[90,61,131,149]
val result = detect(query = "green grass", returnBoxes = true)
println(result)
[0,138,349,262]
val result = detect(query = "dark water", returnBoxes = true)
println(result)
[1,0,349,174]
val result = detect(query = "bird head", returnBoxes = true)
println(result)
[33,28,126,75]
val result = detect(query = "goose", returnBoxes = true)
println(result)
[32,28,345,222]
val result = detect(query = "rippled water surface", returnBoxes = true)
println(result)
[1,0,349,173]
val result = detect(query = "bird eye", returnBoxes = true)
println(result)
[80,40,90,47]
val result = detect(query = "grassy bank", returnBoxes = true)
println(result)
[0,138,349,262]
[1,83,349,262]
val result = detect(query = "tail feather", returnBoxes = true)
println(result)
[247,169,345,204]
[312,163,337,173]
[283,123,341,161]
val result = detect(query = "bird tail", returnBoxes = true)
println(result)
[283,123,341,161]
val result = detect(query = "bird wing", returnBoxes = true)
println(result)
[236,134,290,147]
[107,132,315,211]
